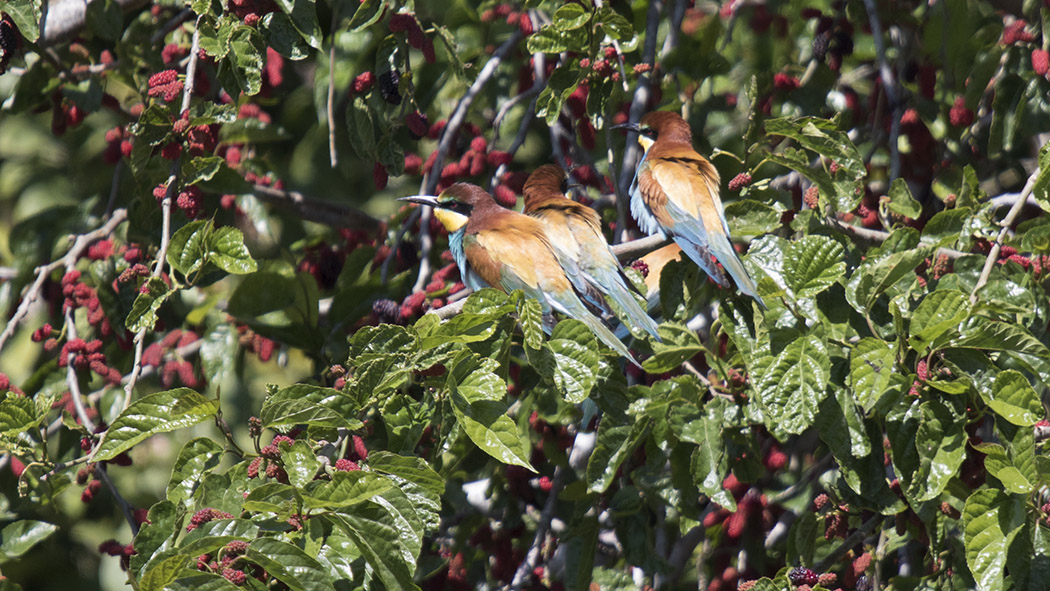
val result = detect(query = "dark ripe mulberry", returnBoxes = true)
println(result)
[378,69,402,105]
[372,299,400,324]
[0,13,22,74]
[788,567,818,586]
[812,33,829,61]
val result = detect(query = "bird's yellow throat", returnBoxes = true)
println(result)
[433,208,470,233]
[637,135,654,153]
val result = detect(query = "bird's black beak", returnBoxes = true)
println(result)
[611,122,640,132]
[398,195,441,207]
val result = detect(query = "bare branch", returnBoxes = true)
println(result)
[862,0,902,182]
[971,167,1040,304]
[0,209,129,355]
[508,466,565,591]
[610,234,672,262]
[251,184,380,231]
[39,0,148,47]
[94,464,141,536]
[824,217,968,259]
[327,8,340,169]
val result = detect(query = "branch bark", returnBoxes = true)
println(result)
[970,167,1041,304]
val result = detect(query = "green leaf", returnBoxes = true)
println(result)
[140,551,188,591]
[535,65,580,126]
[849,338,895,411]
[0,520,57,560]
[587,416,649,494]
[845,246,932,313]
[447,353,533,470]
[208,227,257,274]
[167,220,211,277]
[754,334,829,436]
[301,470,394,509]
[539,320,600,403]
[552,3,590,30]
[4,0,41,43]
[85,0,122,41]
[328,509,421,591]
[516,295,544,350]
[346,0,385,31]
[596,6,635,41]
[984,370,1044,426]
[964,489,1023,591]
[93,389,219,461]
[346,96,377,159]
[909,289,971,355]
[181,156,225,186]
[218,26,265,96]
[259,12,311,60]
[244,538,333,591]
[885,178,922,219]
[166,573,241,591]
[366,451,443,498]
[273,0,321,49]
[784,235,845,298]
[905,401,966,502]
[943,317,1050,358]
[724,199,782,237]
[0,393,38,439]
[1032,141,1050,213]
[242,483,298,516]
[642,323,702,374]
[280,440,322,488]
[260,384,361,429]
[690,413,736,510]
[126,276,173,332]
[976,443,1033,494]
[166,437,224,504]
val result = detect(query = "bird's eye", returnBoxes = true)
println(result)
[640,127,657,138]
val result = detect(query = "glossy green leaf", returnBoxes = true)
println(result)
[964,489,1023,591]
[301,470,393,509]
[690,414,736,511]
[784,234,845,298]
[909,289,970,355]
[849,337,895,411]
[93,389,219,461]
[244,538,333,591]
[167,220,210,276]
[886,178,922,219]
[446,353,532,469]
[208,227,257,274]
[346,96,377,159]
[755,334,829,436]
[166,437,224,504]
[259,12,311,59]
[516,295,544,350]
[643,322,702,374]
[273,0,321,49]
[587,417,648,494]
[552,3,590,30]
[0,520,57,560]
[906,401,966,502]
[976,443,1032,494]
[126,277,174,332]
[346,0,385,31]
[542,320,600,403]
[260,384,361,429]
[218,26,265,96]
[983,370,1044,426]
[0,393,38,438]
[279,440,321,488]
[328,508,421,591]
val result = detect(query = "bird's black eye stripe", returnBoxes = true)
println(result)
[640,127,657,138]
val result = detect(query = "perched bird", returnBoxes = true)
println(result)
[521,164,661,340]
[400,183,638,364]
[617,111,766,309]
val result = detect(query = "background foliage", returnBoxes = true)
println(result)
[1,0,1050,589]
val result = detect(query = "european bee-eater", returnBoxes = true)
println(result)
[617,111,766,309]
[400,183,638,365]
[522,164,661,340]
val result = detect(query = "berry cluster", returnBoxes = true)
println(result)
[142,330,202,388]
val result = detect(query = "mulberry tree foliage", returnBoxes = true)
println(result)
[2,0,1050,589]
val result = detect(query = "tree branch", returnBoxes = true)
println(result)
[508,466,565,591]
[39,0,148,47]
[970,167,1040,304]
[0,209,128,355]
[251,184,380,231]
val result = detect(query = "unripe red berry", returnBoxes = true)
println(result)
[728,172,751,191]
[1033,49,1050,76]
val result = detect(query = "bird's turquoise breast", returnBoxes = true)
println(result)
[449,228,491,291]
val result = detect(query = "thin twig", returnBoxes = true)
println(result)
[0,210,129,355]
[614,0,662,244]
[94,464,141,535]
[815,513,884,572]
[825,217,967,259]
[327,8,340,169]
[970,168,1040,304]
[149,7,193,45]
[123,22,201,411]
[507,466,565,591]
[411,30,525,293]
[862,0,902,182]
[251,184,380,231]
[63,309,97,433]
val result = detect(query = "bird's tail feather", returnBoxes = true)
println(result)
[593,269,661,340]
[550,294,640,367]
[707,234,767,310]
